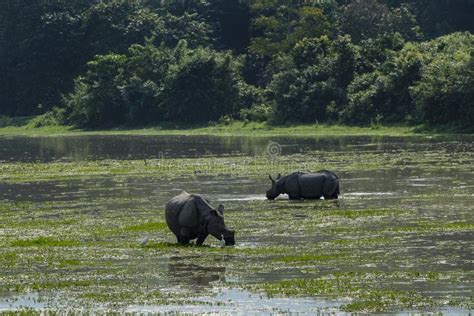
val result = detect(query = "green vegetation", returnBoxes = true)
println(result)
[0,137,472,312]
[1,1,472,130]
[11,237,78,248]
[0,120,447,137]
[124,221,168,232]
[254,274,437,312]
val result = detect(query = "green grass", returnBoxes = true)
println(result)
[321,208,403,219]
[255,272,439,312]
[124,221,168,232]
[0,120,431,137]
[11,237,79,247]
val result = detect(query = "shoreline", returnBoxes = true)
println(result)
[0,121,470,138]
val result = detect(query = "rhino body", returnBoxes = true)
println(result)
[266,170,340,200]
[165,192,235,246]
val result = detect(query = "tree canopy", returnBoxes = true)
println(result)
[1,0,473,128]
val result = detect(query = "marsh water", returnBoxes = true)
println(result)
[0,134,473,313]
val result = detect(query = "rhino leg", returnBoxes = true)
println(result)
[177,235,190,244]
[196,233,208,245]
[178,227,193,244]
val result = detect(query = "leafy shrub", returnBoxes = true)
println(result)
[411,35,473,126]
[162,46,242,123]
[267,35,356,123]
[239,103,271,122]
[343,32,473,126]
[0,116,15,128]
[64,40,255,127]
[27,108,66,128]
[64,54,128,128]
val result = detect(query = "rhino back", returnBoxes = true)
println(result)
[192,194,214,217]
[318,170,339,179]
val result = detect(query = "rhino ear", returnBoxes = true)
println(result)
[210,210,218,216]
[217,204,224,215]
[269,174,275,182]
[276,173,281,180]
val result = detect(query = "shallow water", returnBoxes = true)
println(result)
[126,288,346,314]
[0,134,472,162]
[0,134,473,313]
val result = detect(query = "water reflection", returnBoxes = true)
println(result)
[167,261,226,288]
[1,134,472,162]
[127,288,345,314]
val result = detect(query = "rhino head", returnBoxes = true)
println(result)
[266,174,281,200]
[207,205,235,246]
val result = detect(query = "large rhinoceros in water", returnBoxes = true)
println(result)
[165,191,235,246]
[266,170,340,200]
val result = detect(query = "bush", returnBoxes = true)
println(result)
[411,38,473,126]
[162,46,242,123]
[267,35,356,123]
[64,54,128,128]
[64,40,256,127]
[239,103,271,122]
[27,108,66,128]
[343,32,473,126]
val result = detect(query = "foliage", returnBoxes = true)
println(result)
[337,0,422,43]
[268,35,357,123]
[410,33,474,126]
[239,103,272,122]
[64,41,252,127]
[249,3,335,57]
[344,32,473,125]
[1,0,473,129]
[27,107,65,128]
[162,45,243,123]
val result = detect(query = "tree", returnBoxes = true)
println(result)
[338,0,421,43]
[268,35,357,123]
[162,43,243,123]
[65,54,128,128]
[205,0,251,52]
[0,0,90,115]
[410,33,474,126]
[387,0,474,38]
[64,40,254,127]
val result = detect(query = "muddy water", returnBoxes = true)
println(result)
[0,134,473,313]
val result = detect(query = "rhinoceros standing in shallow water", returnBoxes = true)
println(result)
[165,191,235,246]
[266,170,340,200]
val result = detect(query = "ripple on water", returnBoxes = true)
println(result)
[125,288,346,315]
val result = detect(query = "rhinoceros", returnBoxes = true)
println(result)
[165,191,235,246]
[266,170,340,200]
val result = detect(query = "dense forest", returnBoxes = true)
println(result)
[1,0,473,128]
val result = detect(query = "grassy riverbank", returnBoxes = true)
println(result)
[0,117,467,137]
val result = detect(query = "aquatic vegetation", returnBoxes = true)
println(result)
[273,254,337,263]
[0,135,472,312]
[11,237,79,248]
[124,221,168,232]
